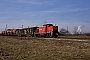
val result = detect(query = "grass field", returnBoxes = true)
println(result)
[0,36,90,60]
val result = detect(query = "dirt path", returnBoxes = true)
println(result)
[38,38,90,41]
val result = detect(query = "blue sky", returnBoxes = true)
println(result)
[0,0,90,33]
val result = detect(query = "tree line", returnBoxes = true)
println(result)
[59,27,90,36]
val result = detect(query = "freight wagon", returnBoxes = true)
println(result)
[1,29,18,36]
[16,27,39,37]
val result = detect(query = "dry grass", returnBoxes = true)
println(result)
[0,36,90,60]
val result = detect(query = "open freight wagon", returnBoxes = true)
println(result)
[16,27,38,37]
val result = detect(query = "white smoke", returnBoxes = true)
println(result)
[76,25,82,34]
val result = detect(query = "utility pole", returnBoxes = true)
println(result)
[28,26,29,28]
[67,26,68,34]
[22,25,23,29]
[5,24,7,31]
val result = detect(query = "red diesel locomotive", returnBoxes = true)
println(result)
[35,24,58,37]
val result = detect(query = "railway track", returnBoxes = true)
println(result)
[0,36,90,42]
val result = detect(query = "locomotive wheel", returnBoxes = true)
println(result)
[50,32,53,38]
